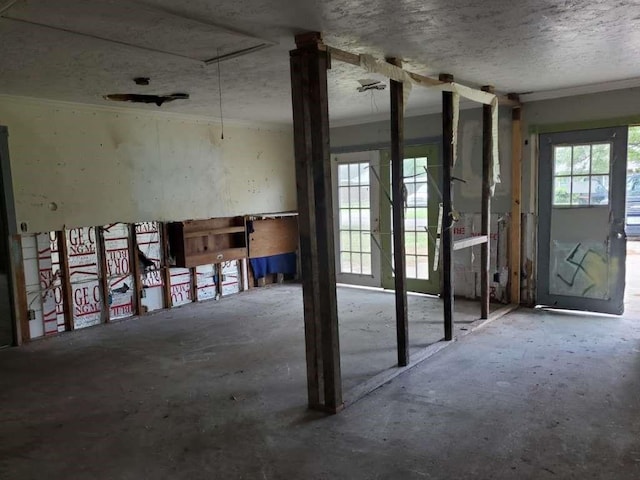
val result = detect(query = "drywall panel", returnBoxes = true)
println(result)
[136,222,164,312]
[169,267,192,307]
[0,96,295,233]
[103,223,135,320]
[196,264,218,301]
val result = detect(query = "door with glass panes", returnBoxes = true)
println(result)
[380,145,441,294]
[537,127,627,314]
[332,151,382,287]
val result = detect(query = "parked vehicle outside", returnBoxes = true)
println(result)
[627,173,640,236]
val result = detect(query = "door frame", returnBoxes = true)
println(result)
[537,126,628,314]
[331,150,382,287]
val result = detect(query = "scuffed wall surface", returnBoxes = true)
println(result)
[452,213,509,303]
[0,96,296,233]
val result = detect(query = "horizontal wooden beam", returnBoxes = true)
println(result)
[327,45,522,107]
[453,235,488,251]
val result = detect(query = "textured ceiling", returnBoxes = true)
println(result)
[1,0,640,125]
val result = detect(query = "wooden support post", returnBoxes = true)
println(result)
[509,94,522,305]
[96,227,111,323]
[8,235,28,344]
[190,267,197,302]
[388,57,409,367]
[160,222,172,309]
[440,73,455,341]
[57,231,74,331]
[130,224,143,316]
[290,31,343,413]
[480,86,494,320]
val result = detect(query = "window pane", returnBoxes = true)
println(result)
[360,209,370,230]
[406,256,417,279]
[338,164,349,186]
[405,231,416,255]
[351,231,361,252]
[415,160,428,182]
[359,163,369,185]
[349,186,360,207]
[572,145,591,174]
[350,209,361,230]
[553,177,571,205]
[349,164,359,185]
[352,254,362,274]
[361,253,372,275]
[359,186,370,208]
[416,232,428,256]
[340,252,351,273]
[554,146,572,175]
[590,175,609,205]
[405,209,417,231]
[361,232,371,253]
[339,209,350,228]
[338,187,349,207]
[591,144,610,174]
[340,230,350,252]
[571,176,590,205]
[403,157,414,178]
[417,256,429,280]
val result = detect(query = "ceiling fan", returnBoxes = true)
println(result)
[103,93,189,107]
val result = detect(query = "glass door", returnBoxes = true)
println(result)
[380,145,441,294]
[332,151,382,287]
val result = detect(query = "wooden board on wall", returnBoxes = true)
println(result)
[248,217,299,258]
[167,217,247,268]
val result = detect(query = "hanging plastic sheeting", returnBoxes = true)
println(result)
[351,50,501,193]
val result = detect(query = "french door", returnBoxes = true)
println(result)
[332,145,441,294]
[380,145,441,294]
[332,151,382,286]
[537,127,628,314]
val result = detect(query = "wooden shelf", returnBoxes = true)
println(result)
[184,226,245,238]
[167,217,247,268]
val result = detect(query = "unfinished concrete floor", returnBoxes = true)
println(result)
[2,284,640,479]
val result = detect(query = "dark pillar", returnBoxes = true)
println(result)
[388,57,409,366]
[480,86,495,319]
[440,73,455,341]
[290,32,343,413]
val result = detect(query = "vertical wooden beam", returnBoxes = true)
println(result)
[130,224,143,316]
[190,267,198,302]
[57,231,74,331]
[290,31,343,413]
[509,94,522,305]
[480,86,494,320]
[8,235,28,344]
[96,227,110,323]
[388,57,409,367]
[440,73,455,341]
[160,222,172,309]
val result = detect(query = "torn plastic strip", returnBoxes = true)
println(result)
[360,54,413,109]
[356,52,500,192]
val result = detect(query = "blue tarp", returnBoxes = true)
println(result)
[250,253,297,279]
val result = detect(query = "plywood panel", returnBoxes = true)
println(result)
[248,217,298,258]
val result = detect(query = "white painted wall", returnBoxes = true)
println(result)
[0,96,296,233]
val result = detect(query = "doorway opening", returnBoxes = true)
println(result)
[624,125,640,314]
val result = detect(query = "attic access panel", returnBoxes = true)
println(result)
[2,0,272,63]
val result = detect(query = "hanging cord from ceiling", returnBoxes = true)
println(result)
[217,49,225,140]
